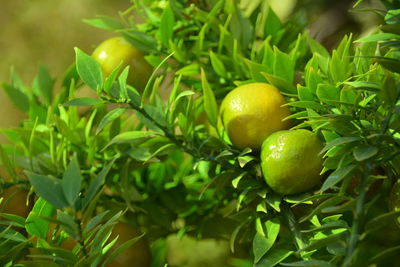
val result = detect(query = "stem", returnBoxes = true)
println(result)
[76,218,89,258]
[342,162,373,267]
[109,97,241,171]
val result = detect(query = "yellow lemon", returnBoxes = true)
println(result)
[92,37,152,91]
[261,129,324,195]
[219,83,291,150]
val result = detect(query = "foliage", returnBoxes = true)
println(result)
[1,0,400,266]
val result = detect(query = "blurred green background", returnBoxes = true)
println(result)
[0,0,130,82]
[0,0,128,134]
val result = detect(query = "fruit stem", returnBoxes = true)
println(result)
[342,162,373,267]
[113,98,241,171]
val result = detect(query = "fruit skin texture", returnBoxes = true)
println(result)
[92,37,152,91]
[219,82,291,150]
[261,129,324,195]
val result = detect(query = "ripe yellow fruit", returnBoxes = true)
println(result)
[219,83,291,150]
[261,129,324,195]
[92,37,152,91]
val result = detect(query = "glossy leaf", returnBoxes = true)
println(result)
[63,97,104,106]
[25,198,56,238]
[74,47,103,91]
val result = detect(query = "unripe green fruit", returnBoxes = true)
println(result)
[260,129,324,195]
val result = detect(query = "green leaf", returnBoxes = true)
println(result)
[0,227,28,243]
[297,85,315,101]
[62,156,83,206]
[101,233,144,267]
[273,46,295,82]
[262,6,282,38]
[356,33,400,43]
[27,172,69,209]
[253,218,280,263]
[321,164,357,191]
[329,50,351,83]
[2,83,30,112]
[299,232,347,253]
[261,73,297,94]
[83,16,123,30]
[104,62,123,94]
[118,66,129,100]
[201,68,218,128]
[244,59,269,81]
[96,108,127,135]
[57,210,79,239]
[83,159,115,209]
[122,31,157,53]
[320,137,361,155]
[104,131,158,149]
[343,81,381,91]
[32,64,54,106]
[376,57,400,74]
[25,198,56,238]
[85,211,109,232]
[74,47,103,91]
[254,249,293,267]
[141,52,174,107]
[159,3,175,46]
[381,72,399,106]
[284,101,328,111]
[353,145,378,161]
[281,260,337,267]
[175,64,200,76]
[209,51,227,77]
[306,33,330,59]
[301,220,349,233]
[63,97,104,106]
[305,66,324,94]
[385,9,400,24]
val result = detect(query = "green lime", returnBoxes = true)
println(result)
[261,129,324,195]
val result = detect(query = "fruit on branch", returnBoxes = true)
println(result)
[92,37,152,91]
[219,83,291,151]
[260,129,324,195]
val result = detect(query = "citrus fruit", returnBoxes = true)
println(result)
[260,129,324,195]
[105,222,151,267]
[219,82,291,151]
[166,234,231,267]
[92,37,152,91]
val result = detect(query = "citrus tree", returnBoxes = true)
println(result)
[1,0,400,266]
